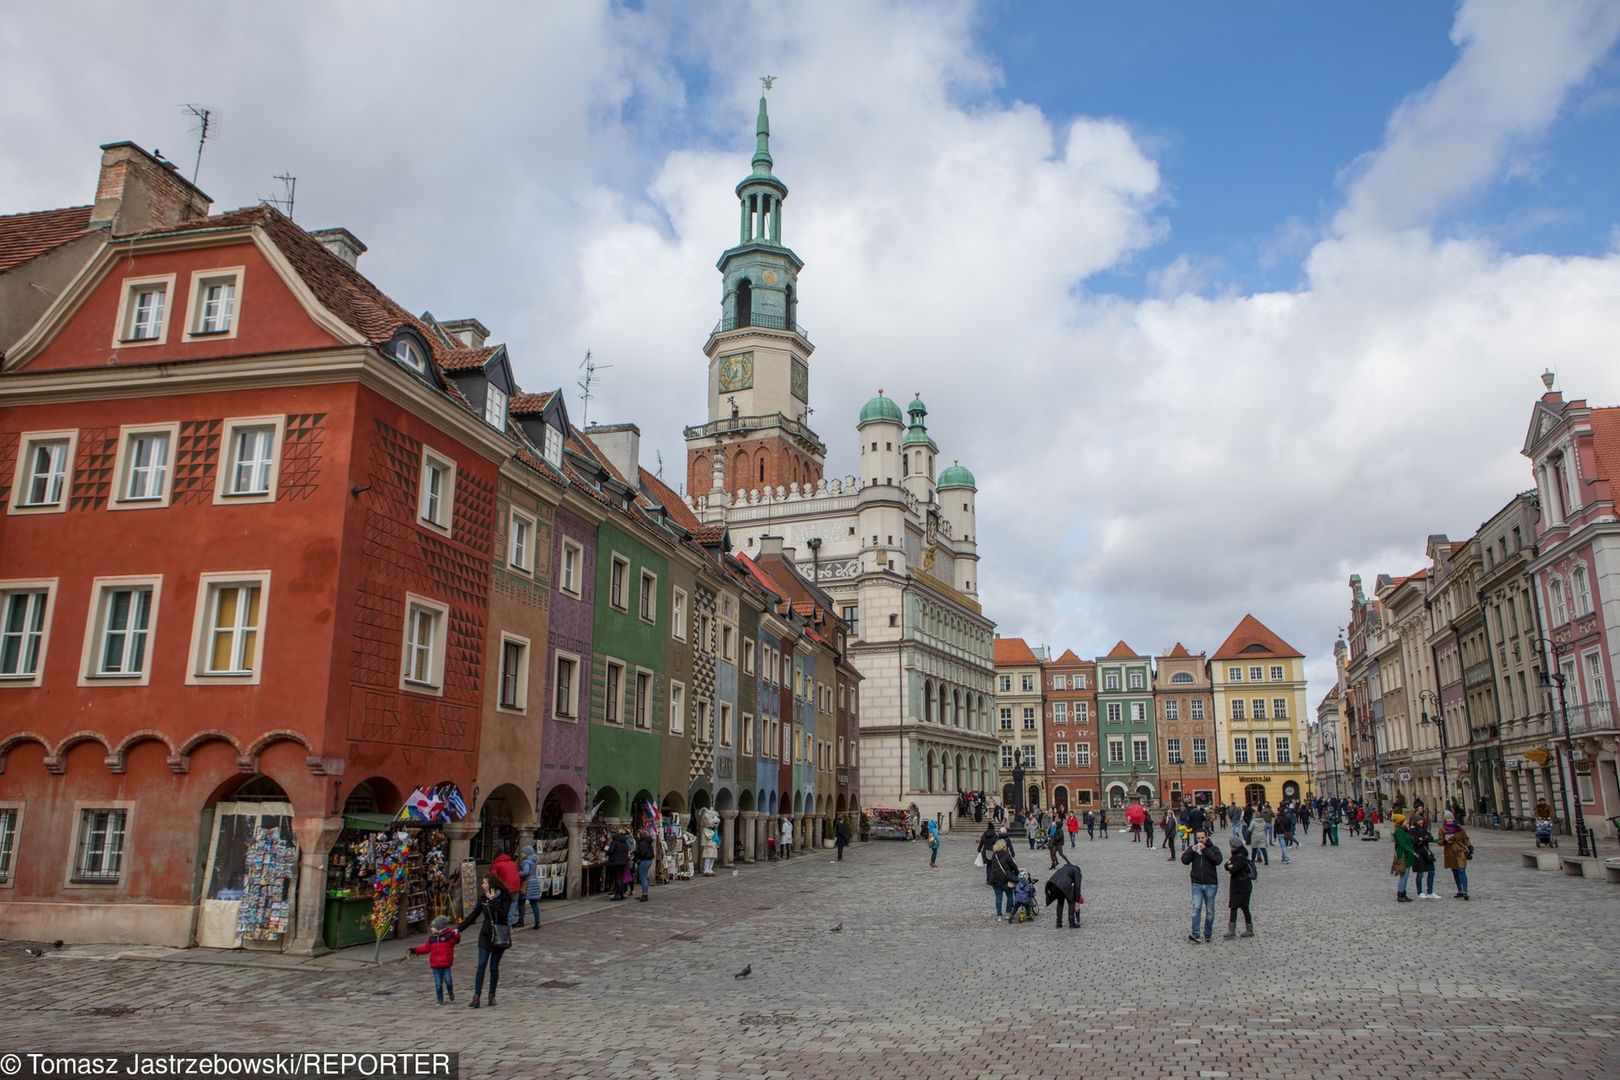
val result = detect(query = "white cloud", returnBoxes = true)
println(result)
[5,0,1620,705]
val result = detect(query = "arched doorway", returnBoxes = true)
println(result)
[1028,784,1041,809]
[1108,783,1128,808]
[954,753,964,792]
[925,750,936,793]
[593,785,623,821]
[1053,785,1069,811]
[197,773,295,950]
[1244,783,1266,807]
[539,784,580,833]
[475,783,533,862]
[1002,783,1015,805]
[1136,783,1153,805]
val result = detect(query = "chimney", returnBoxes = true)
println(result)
[587,423,640,485]
[758,535,784,557]
[440,318,490,349]
[89,142,213,235]
[309,228,367,268]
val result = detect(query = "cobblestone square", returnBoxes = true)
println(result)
[4,828,1618,1078]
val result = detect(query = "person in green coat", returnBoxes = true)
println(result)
[1391,814,1418,902]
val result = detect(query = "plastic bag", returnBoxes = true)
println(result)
[974,851,985,867]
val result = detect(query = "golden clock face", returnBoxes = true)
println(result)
[718,351,754,392]
[762,269,779,286]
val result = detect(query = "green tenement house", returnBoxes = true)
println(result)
[1097,640,1158,808]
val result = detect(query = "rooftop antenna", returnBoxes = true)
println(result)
[656,450,665,480]
[260,172,297,219]
[179,104,215,220]
[577,350,612,426]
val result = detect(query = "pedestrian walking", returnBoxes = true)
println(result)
[1222,843,1256,939]
[1066,811,1080,849]
[1099,810,1110,838]
[1085,810,1096,840]
[834,816,849,861]
[977,822,998,885]
[633,828,655,902]
[1275,806,1295,864]
[1045,862,1083,929]
[1182,829,1222,943]
[604,829,631,901]
[458,875,512,1008]
[924,819,941,868]
[1262,804,1276,847]
[1048,819,1070,869]
[511,844,541,928]
[410,915,461,1005]
[779,816,794,860]
[1440,811,1471,899]
[988,839,1020,921]
[1228,808,1244,850]
[1144,811,1155,850]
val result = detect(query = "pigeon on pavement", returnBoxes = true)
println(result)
[733,964,751,979]
[828,923,842,933]
[23,947,43,957]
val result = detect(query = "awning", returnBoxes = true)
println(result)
[342,813,397,832]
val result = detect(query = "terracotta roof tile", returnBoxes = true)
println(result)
[574,432,632,489]
[511,391,555,416]
[1211,614,1302,661]
[1053,648,1084,665]
[0,205,94,273]
[1166,642,1192,658]
[1103,640,1139,660]
[639,467,706,533]
[993,637,1039,665]
[438,345,498,371]
[1588,407,1620,484]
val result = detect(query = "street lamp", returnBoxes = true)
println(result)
[1322,740,1340,800]
[1302,751,1312,802]
[1417,689,1451,815]
[1532,636,1595,858]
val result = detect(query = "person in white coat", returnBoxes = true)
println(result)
[779,816,794,859]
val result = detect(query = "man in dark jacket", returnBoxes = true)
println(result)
[1045,862,1082,928]
[1181,829,1222,942]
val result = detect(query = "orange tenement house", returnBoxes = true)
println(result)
[0,143,555,949]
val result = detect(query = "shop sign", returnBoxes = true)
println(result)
[1236,775,1273,783]
[1524,747,1550,765]
[1505,758,1520,770]
[1397,768,1413,782]
[1572,749,1588,762]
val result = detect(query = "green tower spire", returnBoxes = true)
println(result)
[752,95,774,176]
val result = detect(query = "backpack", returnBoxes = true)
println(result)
[1246,860,1259,882]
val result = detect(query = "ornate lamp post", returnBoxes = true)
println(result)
[1417,689,1451,815]
[1531,636,1595,858]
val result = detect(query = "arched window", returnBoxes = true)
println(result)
[923,680,934,723]
[758,457,766,483]
[736,278,753,327]
[1171,672,1194,684]
[785,283,796,327]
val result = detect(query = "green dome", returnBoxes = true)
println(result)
[908,394,928,416]
[938,462,976,489]
[901,426,935,448]
[858,392,904,425]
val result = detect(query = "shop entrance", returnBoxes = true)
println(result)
[197,775,295,951]
[1244,783,1266,807]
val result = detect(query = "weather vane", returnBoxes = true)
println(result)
[761,75,776,92]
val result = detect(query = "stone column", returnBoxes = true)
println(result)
[719,810,737,868]
[287,815,344,956]
[561,813,585,899]
[740,811,757,862]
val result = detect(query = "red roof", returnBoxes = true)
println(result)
[438,345,498,371]
[735,554,786,608]
[1166,642,1192,658]
[1053,648,1084,665]
[1589,407,1620,485]
[0,205,95,273]
[993,637,1039,666]
[639,467,705,533]
[1103,640,1139,660]
[1211,614,1302,661]
[510,391,555,415]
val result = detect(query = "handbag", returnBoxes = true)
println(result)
[491,922,513,951]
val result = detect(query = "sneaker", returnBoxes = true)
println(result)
[1188,934,1201,943]
[1203,935,1213,943]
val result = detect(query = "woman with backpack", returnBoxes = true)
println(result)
[1222,842,1256,938]
[1409,817,1439,899]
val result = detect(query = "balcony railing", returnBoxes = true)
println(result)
[1558,700,1619,737]
[711,312,811,340]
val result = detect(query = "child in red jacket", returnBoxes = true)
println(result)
[412,916,461,1004]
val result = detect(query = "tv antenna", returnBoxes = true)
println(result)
[656,450,665,479]
[577,350,612,426]
[179,104,216,219]
[260,172,297,219]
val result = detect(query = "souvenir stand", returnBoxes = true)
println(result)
[535,833,570,899]
[658,811,695,882]
[581,818,614,897]
[867,806,915,840]
[236,825,298,947]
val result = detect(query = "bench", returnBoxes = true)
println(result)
[1560,855,1607,880]
[1521,850,1561,870]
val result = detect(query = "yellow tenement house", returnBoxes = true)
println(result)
[1210,615,1310,808]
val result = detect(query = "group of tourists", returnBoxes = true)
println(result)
[1389,805,1473,901]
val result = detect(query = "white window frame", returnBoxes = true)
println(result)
[1255,736,1271,764]
[484,384,509,430]
[1166,737,1182,762]
[0,579,57,688]
[1132,735,1149,763]
[8,430,78,515]
[1583,649,1606,706]
[1228,666,1242,682]
[1191,699,1205,721]
[1000,745,1013,769]
[394,338,427,373]
[1132,702,1146,723]
[721,622,736,663]
[1275,736,1291,763]
[553,651,581,720]
[1272,697,1288,719]
[998,707,1012,731]
[395,592,447,695]
[1022,707,1036,731]
[1252,698,1266,720]
[1269,665,1285,682]
[1249,666,1264,682]
[560,539,583,598]
[672,588,687,640]
[110,422,180,509]
[745,713,757,756]
[1107,737,1125,765]
[1573,566,1594,618]
[497,632,530,713]
[1053,702,1068,723]
[114,274,176,346]
[543,425,563,468]
[69,805,132,887]
[1077,702,1089,723]
[634,668,653,729]
[1104,672,1120,690]
[182,266,245,342]
[743,637,756,675]
[79,575,163,687]
[669,679,686,736]
[1077,743,1091,766]
[1052,675,1066,690]
[506,508,536,574]
[1020,673,1035,692]
[609,554,630,612]
[637,569,658,623]
[1164,700,1180,721]
[418,447,457,536]
[1234,737,1249,764]
[604,658,626,724]
[720,701,733,747]
[0,804,20,886]
[1055,743,1070,767]
[1106,702,1122,724]
[998,675,1011,692]
[1231,700,1245,720]
[213,416,285,504]
[1128,672,1145,691]
[1193,737,1208,765]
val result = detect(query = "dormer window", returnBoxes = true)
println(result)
[394,338,426,373]
[485,385,508,429]
[184,268,245,340]
[543,425,563,467]
[114,275,176,346]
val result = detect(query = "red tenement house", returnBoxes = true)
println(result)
[0,142,563,949]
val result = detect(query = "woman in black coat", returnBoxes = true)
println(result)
[1223,844,1255,938]
[977,823,997,884]
[987,839,1020,921]
[458,876,513,1008]
[605,830,631,900]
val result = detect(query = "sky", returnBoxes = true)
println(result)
[6,0,1620,704]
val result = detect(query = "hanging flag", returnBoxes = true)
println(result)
[405,788,445,823]
[396,789,427,821]
[440,785,468,822]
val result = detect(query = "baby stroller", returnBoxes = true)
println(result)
[1534,818,1557,848]
[1030,830,1051,850]
[1009,870,1040,923]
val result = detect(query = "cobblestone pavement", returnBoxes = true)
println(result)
[3,827,1619,1078]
